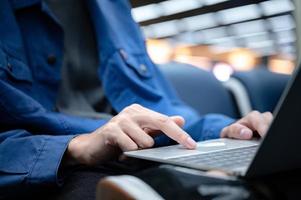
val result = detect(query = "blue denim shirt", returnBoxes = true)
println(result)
[0,0,234,193]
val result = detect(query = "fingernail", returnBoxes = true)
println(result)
[186,137,197,149]
[240,129,251,138]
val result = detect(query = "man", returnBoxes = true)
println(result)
[0,0,272,199]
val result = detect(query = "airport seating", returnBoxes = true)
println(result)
[159,62,290,118]
[159,62,240,118]
[231,68,290,113]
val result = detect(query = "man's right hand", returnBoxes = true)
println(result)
[64,104,197,166]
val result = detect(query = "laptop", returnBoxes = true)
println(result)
[125,61,301,179]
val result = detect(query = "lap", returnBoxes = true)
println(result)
[42,159,157,200]
[28,159,301,200]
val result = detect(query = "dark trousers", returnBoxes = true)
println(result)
[32,159,156,200]
[25,160,301,200]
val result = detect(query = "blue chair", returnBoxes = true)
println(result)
[159,62,240,118]
[231,68,290,113]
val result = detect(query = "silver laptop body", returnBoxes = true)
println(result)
[125,58,301,179]
[125,138,259,176]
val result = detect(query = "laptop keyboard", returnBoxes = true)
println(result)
[168,145,258,171]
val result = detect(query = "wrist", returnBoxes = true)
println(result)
[62,134,88,167]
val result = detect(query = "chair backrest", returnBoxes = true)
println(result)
[232,68,290,113]
[159,62,240,118]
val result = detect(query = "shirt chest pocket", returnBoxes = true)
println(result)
[0,48,33,84]
[118,50,153,79]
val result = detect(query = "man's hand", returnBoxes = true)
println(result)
[221,111,273,139]
[65,104,197,166]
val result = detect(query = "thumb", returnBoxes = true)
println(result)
[221,123,253,140]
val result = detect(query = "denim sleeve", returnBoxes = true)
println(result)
[0,129,75,197]
[0,79,108,135]
[187,114,236,141]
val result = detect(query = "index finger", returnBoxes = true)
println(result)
[143,115,185,136]
[155,117,197,149]
[135,109,197,149]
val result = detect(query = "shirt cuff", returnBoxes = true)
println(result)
[27,135,75,186]
[198,114,235,141]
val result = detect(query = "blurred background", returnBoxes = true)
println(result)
[130,0,297,81]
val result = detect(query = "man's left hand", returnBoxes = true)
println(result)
[221,111,273,139]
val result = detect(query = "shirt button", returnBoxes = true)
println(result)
[7,63,12,71]
[119,49,128,60]
[47,54,57,65]
[140,64,147,74]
